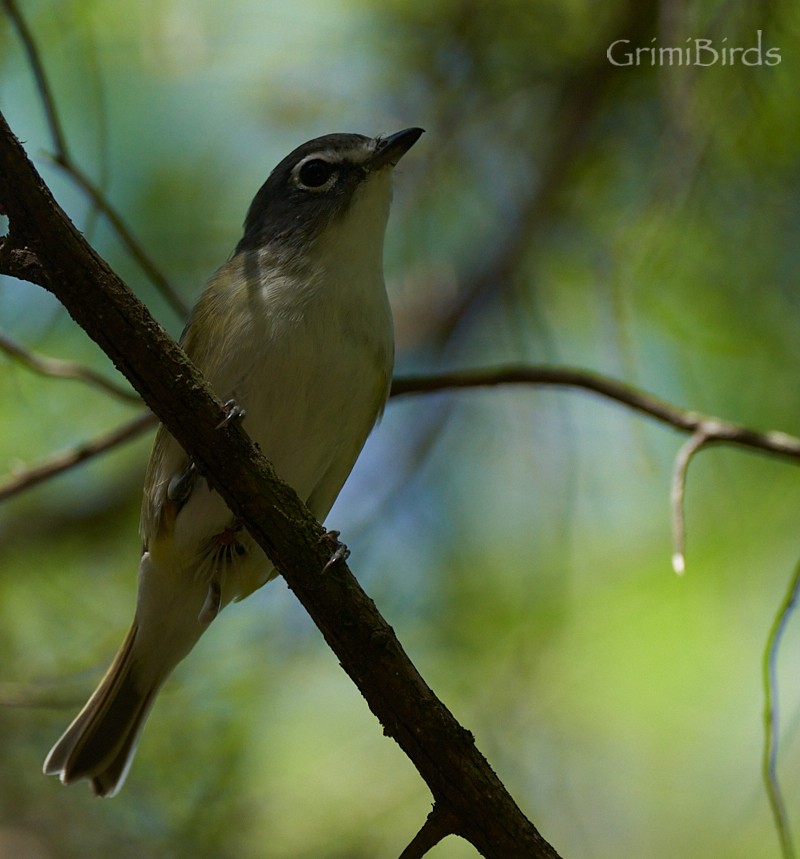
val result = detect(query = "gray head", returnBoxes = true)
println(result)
[236,128,424,255]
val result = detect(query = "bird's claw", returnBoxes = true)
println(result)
[320,530,350,573]
[217,399,246,429]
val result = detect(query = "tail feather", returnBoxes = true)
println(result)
[44,623,160,798]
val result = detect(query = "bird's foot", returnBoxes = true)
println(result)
[217,399,246,428]
[320,529,350,573]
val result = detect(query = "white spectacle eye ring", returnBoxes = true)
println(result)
[293,157,339,192]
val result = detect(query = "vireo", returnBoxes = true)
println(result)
[44,127,423,796]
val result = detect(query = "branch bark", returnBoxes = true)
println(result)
[392,368,800,461]
[0,111,560,857]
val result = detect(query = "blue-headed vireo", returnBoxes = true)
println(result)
[43,127,424,796]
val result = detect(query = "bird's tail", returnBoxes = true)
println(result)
[43,623,160,797]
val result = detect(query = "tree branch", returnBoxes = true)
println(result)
[2,0,188,318]
[0,111,559,857]
[393,367,800,575]
[6,334,800,577]
[0,410,154,502]
[399,805,461,859]
[391,368,800,462]
[0,329,140,402]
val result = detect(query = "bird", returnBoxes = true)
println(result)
[43,126,424,797]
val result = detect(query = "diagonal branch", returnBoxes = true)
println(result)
[0,410,154,502]
[399,805,461,859]
[2,0,188,318]
[0,329,140,402]
[0,109,560,858]
[0,0,68,156]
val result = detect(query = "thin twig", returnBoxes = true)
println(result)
[398,805,459,859]
[2,0,188,318]
[0,410,155,501]
[669,429,711,575]
[391,367,800,461]
[0,329,140,402]
[48,157,189,318]
[1,362,799,507]
[0,0,68,157]
[394,367,800,576]
[762,560,800,859]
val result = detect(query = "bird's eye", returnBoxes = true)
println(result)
[297,159,336,190]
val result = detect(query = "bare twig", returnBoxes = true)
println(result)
[670,429,711,575]
[0,0,67,157]
[762,560,800,859]
[0,410,154,501]
[2,359,798,519]
[399,805,460,859]
[0,329,140,402]
[50,158,188,318]
[391,367,800,461]
[394,367,800,576]
[2,0,188,318]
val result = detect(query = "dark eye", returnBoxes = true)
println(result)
[298,159,336,189]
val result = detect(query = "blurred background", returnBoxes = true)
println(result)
[1,0,800,856]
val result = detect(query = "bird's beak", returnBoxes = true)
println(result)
[370,127,424,170]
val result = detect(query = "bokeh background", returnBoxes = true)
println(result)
[2,1,800,857]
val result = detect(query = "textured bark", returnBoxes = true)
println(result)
[0,111,560,858]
